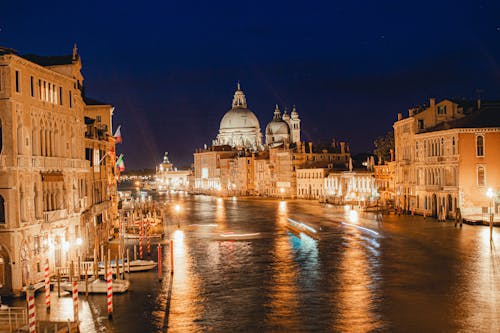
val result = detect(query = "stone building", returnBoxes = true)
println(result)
[373,161,395,208]
[394,98,500,218]
[0,46,116,295]
[156,152,191,191]
[324,170,376,205]
[82,98,117,260]
[193,84,352,199]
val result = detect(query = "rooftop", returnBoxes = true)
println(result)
[423,101,500,132]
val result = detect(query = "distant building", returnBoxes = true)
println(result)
[155,152,191,191]
[193,83,350,199]
[394,98,500,218]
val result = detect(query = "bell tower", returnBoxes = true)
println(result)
[290,105,301,143]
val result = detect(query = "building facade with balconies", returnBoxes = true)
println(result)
[0,46,116,296]
[394,98,500,219]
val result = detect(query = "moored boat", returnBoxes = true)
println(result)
[61,278,130,294]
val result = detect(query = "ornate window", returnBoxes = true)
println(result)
[477,166,485,186]
[476,135,484,157]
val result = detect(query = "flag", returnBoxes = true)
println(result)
[116,153,125,172]
[113,125,122,143]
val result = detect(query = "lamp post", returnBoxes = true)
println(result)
[486,187,494,242]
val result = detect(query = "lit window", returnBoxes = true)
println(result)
[476,135,484,156]
[437,105,447,115]
[477,166,485,186]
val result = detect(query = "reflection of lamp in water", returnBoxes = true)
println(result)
[174,229,184,242]
[349,209,358,223]
[486,187,494,241]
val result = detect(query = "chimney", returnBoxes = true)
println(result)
[477,98,481,111]
[430,98,435,108]
[390,148,394,162]
[308,142,313,156]
[397,113,403,121]
[340,142,346,154]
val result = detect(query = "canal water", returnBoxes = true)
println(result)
[10,193,500,332]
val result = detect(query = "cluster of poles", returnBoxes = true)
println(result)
[25,240,175,332]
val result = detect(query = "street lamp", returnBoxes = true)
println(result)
[174,204,182,229]
[486,187,494,241]
[280,187,285,200]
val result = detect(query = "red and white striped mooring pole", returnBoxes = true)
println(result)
[139,226,144,259]
[107,268,113,319]
[27,285,36,333]
[44,259,50,311]
[72,279,79,323]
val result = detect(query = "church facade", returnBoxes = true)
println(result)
[193,84,351,198]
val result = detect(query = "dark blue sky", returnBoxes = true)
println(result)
[2,1,500,169]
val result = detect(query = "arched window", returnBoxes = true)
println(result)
[477,166,485,186]
[477,135,484,157]
[0,195,5,224]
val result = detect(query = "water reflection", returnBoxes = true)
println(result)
[335,226,381,332]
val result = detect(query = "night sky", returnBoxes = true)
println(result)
[2,1,500,169]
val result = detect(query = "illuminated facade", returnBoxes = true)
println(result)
[0,47,117,295]
[193,84,351,199]
[324,170,376,204]
[156,152,191,191]
[373,161,395,207]
[394,98,500,218]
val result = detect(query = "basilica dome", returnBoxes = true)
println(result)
[215,83,262,150]
[265,105,291,145]
[220,108,260,131]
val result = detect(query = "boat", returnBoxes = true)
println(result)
[61,278,130,294]
[286,218,320,240]
[98,259,157,273]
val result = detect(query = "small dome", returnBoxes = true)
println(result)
[265,105,291,145]
[266,119,290,136]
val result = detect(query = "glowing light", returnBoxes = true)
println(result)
[287,218,317,233]
[219,232,260,238]
[486,187,494,199]
[76,237,83,246]
[188,224,217,227]
[341,221,379,236]
[279,201,287,212]
[174,204,181,213]
[280,188,285,194]
[217,197,223,203]
[174,229,184,242]
[349,209,358,223]
[62,240,70,252]
[344,205,350,212]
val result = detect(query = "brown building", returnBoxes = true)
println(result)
[394,98,500,219]
[0,46,117,295]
